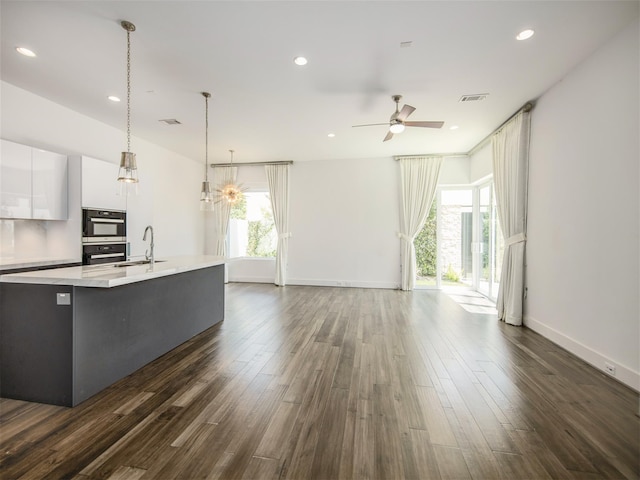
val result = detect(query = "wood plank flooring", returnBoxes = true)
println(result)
[1,283,638,479]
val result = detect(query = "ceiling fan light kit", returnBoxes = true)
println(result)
[352,94,444,142]
[389,123,405,134]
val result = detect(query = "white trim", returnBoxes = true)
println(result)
[524,315,640,392]
[227,276,399,289]
[226,256,275,262]
[287,278,399,290]
[227,276,274,284]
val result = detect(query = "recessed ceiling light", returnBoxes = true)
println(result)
[516,29,535,41]
[449,125,459,130]
[16,47,36,57]
[108,95,121,102]
[293,56,308,66]
[328,133,335,138]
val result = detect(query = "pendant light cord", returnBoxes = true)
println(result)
[126,27,131,153]
[205,94,209,181]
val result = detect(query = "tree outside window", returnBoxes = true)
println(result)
[229,192,277,258]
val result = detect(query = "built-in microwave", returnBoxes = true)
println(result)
[82,208,126,243]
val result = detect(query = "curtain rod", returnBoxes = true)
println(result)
[392,102,533,161]
[210,160,293,167]
[394,152,468,160]
[467,101,534,156]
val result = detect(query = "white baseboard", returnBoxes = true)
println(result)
[524,315,639,392]
[287,278,399,290]
[227,276,273,284]
[228,277,399,290]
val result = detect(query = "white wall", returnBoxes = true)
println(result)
[439,155,470,186]
[222,155,470,288]
[469,143,492,184]
[1,82,204,260]
[287,157,400,288]
[525,20,639,390]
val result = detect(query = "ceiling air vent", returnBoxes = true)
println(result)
[159,118,182,125]
[459,93,489,103]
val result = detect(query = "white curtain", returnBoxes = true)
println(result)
[492,109,531,326]
[212,166,237,257]
[398,156,443,291]
[265,164,291,286]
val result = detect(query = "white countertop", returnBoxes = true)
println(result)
[0,255,225,288]
[0,257,81,272]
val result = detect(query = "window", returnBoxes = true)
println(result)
[228,192,277,258]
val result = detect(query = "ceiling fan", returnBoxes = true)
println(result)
[352,95,444,142]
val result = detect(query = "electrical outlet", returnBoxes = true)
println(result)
[605,362,616,376]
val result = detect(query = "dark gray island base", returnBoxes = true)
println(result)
[1,264,224,407]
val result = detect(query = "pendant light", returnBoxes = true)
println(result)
[217,150,245,205]
[200,92,214,210]
[117,20,139,186]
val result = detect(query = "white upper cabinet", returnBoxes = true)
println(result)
[32,149,68,220]
[0,140,32,219]
[1,140,69,220]
[80,156,126,211]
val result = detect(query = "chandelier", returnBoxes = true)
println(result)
[217,150,245,205]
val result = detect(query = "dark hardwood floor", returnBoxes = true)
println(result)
[1,283,638,479]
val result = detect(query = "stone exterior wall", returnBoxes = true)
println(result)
[440,205,462,276]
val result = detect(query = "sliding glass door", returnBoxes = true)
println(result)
[439,189,473,289]
[415,188,473,289]
[477,183,503,300]
[415,181,503,300]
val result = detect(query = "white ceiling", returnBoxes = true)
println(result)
[1,1,638,164]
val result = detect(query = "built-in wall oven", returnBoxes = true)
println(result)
[82,208,127,265]
[82,242,127,265]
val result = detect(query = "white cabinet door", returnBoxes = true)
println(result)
[0,140,32,219]
[32,149,68,220]
[81,156,126,211]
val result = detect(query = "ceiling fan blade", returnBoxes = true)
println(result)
[404,121,444,129]
[383,131,394,142]
[396,104,416,122]
[352,122,391,128]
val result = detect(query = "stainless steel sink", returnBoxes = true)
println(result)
[112,260,166,267]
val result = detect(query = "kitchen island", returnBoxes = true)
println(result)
[0,256,225,407]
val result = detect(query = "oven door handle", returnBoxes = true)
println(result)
[90,253,125,259]
[89,218,125,224]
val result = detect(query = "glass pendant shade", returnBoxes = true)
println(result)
[117,151,139,183]
[200,180,214,210]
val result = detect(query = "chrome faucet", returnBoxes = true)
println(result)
[143,225,154,265]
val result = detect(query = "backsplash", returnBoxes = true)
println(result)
[0,219,80,263]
